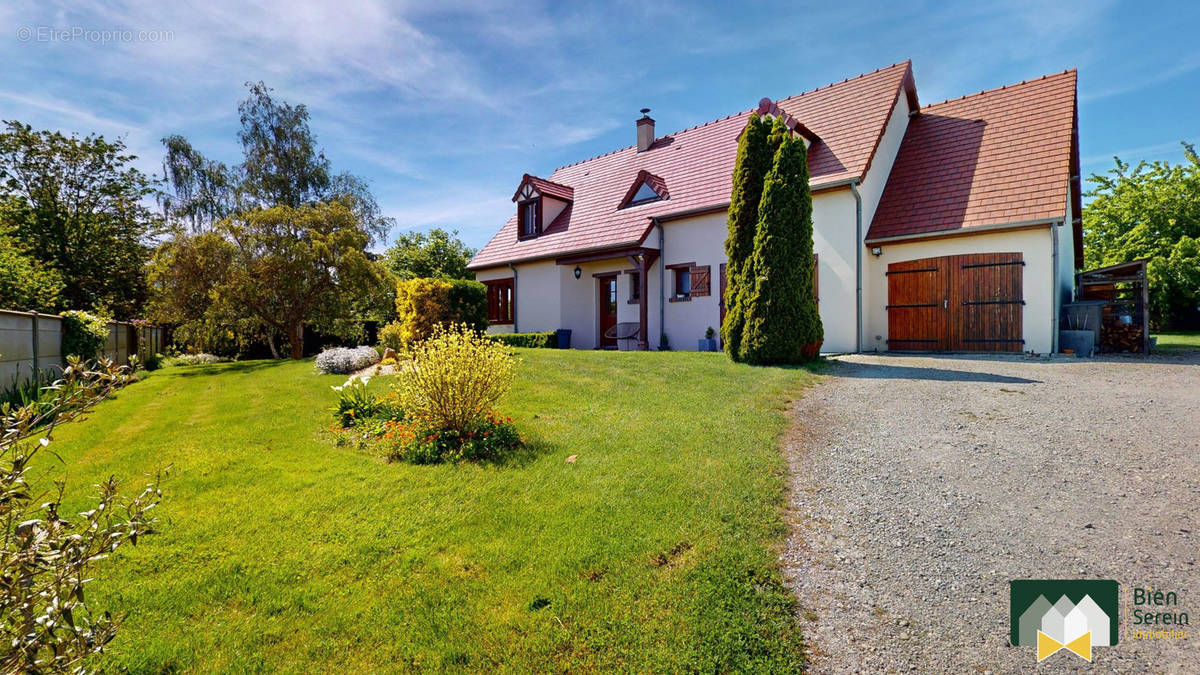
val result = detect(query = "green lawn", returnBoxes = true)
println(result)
[43,350,816,672]
[1153,330,1200,351]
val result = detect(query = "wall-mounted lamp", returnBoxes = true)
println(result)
[573,266,582,279]
[870,246,882,257]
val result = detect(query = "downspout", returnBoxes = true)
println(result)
[508,263,519,333]
[849,179,863,353]
[1051,222,1060,354]
[654,217,665,350]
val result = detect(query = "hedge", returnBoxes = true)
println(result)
[393,278,487,345]
[485,331,557,348]
[61,310,109,359]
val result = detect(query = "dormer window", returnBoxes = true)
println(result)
[519,200,540,238]
[512,174,573,242]
[629,182,661,205]
[619,170,668,209]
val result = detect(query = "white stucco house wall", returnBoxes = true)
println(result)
[469,61,1082,355]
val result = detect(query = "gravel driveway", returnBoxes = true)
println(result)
[783,352,1198,672]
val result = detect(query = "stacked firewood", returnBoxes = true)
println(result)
[1101,317,1143,352]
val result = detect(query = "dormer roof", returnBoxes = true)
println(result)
[512,174,574,203]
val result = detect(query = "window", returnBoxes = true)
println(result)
[486,279,514,324]
[628,182,660,205]
[628,271,641,303]
[675,267,691,298]
[518,200,539,238]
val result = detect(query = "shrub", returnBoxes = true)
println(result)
[314,346,380,375]
[61,310,110,359]
[161,353,226,367]
[0,358,162,671]
[378,321,405,352]
[394,324,516,435]
[393,278,488,345]
[383,413,520,464]
[486,331,557,348]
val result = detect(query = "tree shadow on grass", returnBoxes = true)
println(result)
[481,436,555,470]
[163,360,290,378]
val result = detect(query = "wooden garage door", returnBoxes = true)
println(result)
[887,253,1024,352]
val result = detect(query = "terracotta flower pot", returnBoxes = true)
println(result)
[801,341,822,359]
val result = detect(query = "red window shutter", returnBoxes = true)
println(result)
[813,254,819,303]
[690,265,711,297]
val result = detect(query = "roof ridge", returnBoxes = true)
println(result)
[550,61,913,175]
[774,60,911,105]
[920,69,1077,110]
[550,110,751,173]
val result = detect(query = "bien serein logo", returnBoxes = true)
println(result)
[1010,580,1120,662]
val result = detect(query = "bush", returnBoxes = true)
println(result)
[486,331,557,348]
[383,413,520,464]
[314,346,380,375]
[60,310,110,359]
[161,353,226,367]
[1,358,162,671]
[393,278,487,345]
[378,321,405,352]
[394,323,516,442]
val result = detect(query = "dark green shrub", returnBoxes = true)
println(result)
[740,123,822,364]
[485,331,557,348]
[60,310,109,359]
[446,279,488,330]
[722,114,777,362]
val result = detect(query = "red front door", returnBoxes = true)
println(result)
[599,276,618,348]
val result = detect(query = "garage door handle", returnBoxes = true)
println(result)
[943,299,948,309]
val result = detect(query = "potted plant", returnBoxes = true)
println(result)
[1059,311,1095,357]
[698,327,718,352]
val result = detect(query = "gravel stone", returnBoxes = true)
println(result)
[783,352,1199,673]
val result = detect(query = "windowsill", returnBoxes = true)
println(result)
[517,234,538,241]
[668,296,691,303]
[627,298,641,305]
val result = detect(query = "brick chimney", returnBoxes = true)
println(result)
[636,108,655,152]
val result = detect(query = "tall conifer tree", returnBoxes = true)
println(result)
[721,114,776,360]
[739,122,822,363]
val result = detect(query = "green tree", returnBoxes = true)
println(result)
[0,213,63,312]
[383,228,477,280]
[722,115,777,361]
[1084,144,1200,328]
[218,202,381,358]
[160,82,393,242]
[739,121,822,364]
[0,121,158,318]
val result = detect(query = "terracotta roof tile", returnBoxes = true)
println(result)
[868,71,1078,241]
[469,62,914,269]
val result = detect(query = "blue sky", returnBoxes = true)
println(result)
[3,1,1198,250]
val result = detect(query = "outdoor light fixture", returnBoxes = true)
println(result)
[574,266,582,279]
[871,246,882,257]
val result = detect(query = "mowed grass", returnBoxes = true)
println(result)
[41,350,816,672]
[1153,330,1200,351]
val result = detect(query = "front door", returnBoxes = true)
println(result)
[599,275,618,348]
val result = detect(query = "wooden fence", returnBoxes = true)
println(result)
[0,309,164,387]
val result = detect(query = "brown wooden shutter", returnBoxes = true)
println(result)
[690,265,711,297]
[813,254,819,303]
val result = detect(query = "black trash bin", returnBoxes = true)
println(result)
[555,329,572,349]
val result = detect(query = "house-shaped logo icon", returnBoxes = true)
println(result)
[1010,580,1119,662]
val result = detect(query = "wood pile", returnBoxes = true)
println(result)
[1101,317,1144,352]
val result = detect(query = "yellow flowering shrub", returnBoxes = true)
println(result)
[394,323,516,433]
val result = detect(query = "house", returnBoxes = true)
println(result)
[468,61,1082,354]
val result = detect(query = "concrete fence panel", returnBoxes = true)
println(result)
[1,309,159,390]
